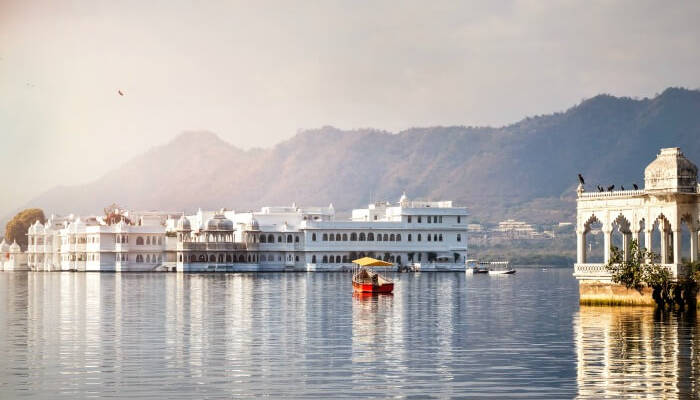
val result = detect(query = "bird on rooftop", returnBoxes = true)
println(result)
[597,185,604,192]
[607,184,615,191]
[621,185,625,191]
[118,90,124,96]
[633,183,639,190]
[578,174,585,185]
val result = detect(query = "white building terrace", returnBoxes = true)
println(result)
[574,147,700,282]
[19,194,468,272]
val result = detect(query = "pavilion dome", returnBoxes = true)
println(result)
[9,240,20,252]
[644,147,698,193]
[206,214,233,231]
[176,215,191,231]
[0,239,9,252]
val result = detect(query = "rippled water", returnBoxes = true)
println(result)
[0,269,698,398]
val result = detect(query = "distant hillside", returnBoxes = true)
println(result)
[14,87,700,224]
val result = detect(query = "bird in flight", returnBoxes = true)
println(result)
[118,90,124,96]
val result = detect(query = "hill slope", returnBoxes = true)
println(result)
[17,87,700,224]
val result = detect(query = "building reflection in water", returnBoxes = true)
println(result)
[575,306,699,399]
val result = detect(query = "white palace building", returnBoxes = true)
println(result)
[16,194,469,272]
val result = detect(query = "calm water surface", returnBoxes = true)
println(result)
[0,269,699,399]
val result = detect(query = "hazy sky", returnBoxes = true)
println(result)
[1,0,699,213]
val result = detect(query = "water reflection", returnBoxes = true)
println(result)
[575,306,700,398]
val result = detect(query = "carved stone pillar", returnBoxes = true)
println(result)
[603,227,613,264]
[644,229,653,263]
[673,229,682,265]
[622,232,631,261]
[690,229,698,263]
[660,226,668,264]
[577,230,586,264]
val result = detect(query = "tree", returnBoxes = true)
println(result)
[4,208,46,250]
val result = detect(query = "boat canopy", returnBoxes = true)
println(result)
[352,257,393,267]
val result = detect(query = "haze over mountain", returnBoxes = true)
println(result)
[11,87,700,225]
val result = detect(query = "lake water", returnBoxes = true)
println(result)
[0,269,698,399]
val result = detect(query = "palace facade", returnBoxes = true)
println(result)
[19,194,468,272]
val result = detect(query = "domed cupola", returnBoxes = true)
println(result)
[644,147,698,193]
[0,239,9,252]
[399,191,408,204]
[176,215,192,231]
[206,213,233,231]
[9,240,20,252]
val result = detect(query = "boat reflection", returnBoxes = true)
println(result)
[575,306,700,399]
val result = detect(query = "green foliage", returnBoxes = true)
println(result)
[4,208,46,250]
[605,239,662,291]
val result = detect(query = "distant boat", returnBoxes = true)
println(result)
[352,257,394,294]
[467,259,514,274]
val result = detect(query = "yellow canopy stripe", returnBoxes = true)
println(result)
[352,257,393,267]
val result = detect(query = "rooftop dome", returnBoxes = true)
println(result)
[644,147,698,193]
[399,191,408,203]
[205,213,233,231]
[9,240,20,252]
[176,215,191,231]
[0,239,9,252]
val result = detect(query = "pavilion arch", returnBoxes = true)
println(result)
[580,214,604,263]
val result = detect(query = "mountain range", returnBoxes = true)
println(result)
[10,87,700,226]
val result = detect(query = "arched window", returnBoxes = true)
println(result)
[408,234,412,241]
[418,234,422,241]
[439,234,443,241]
[239,255,245,262]
[312,233,317,241]
[390,234,395,241]
[136,254,143,263]
[383,234,389,241]
[359,233,366,241]
[418,216,422,223]
[329,234,335,242]
[218,254,224,263]
[329,255,335,263]
[428,216,432,223]
[323,233,328,241]
[209,254,216,262]
[226,254,232,262]
[260,235,267,243]
[312,255,317,263]
[146,236,151,245]
[287,235,293,243]
[350,233,357,241]
[322,255,328,263]
[158,237,163,245]
[295,236,299,243]
[146,254,151,263]
[396,234,401,241]
[268,234,274,243]
[136,237,144,245]
[434,234,438,241]
[428,235,432,242]
[199,254,206,262]
[377,234,382,242]
[179,254,183,262]
[190,255,197,262]
[342,255,348,263]
[457,234,461,242]
[295,255,299,262]
[342,233,347,241]
[335,233,341,241]
[367,233,374,241]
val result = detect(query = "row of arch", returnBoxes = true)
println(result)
[313,232,450,242]
[179,253,260,263]
[260,234,300,243]
[579,211,700,265]
[134,236,163,246]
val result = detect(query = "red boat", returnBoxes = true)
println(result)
[351,257,394,294]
